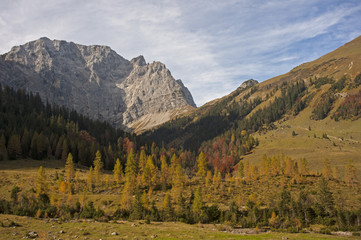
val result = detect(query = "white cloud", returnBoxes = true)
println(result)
[1,0,361,106]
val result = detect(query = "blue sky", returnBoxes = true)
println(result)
[1,0,361,106]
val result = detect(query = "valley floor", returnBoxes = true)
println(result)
[0,214,359,240]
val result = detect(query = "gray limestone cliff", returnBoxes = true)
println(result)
[0,37,196,131]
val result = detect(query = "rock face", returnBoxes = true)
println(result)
[239,79,259,88]
[0,37,196,131]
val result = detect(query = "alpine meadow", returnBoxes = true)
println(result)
[1,2,361,239]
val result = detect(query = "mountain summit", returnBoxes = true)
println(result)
[0,37,196,132]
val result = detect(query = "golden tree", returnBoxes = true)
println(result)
[113,158,124,184]
[196,152,208,177]
[93,150,103,184]
[87,166,94,191]
[345,159,358,187]
[36,166,48,196]
[65,153,75,182]
[142,155,157,190]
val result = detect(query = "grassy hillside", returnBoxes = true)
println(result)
[144,35,361,172]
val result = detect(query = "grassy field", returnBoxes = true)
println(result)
[0,214,359,240]
[242,103,361,174]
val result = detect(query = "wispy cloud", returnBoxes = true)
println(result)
[1,0,361,106]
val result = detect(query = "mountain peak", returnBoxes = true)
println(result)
[131,55,146,66]
[0,38,196,132]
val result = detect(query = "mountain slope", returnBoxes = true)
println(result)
[144,35,361,170]
[0,37,196,132]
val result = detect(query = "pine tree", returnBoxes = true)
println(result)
[113,158,123,184]
[36,166,48,196]
[316,177,335,217]
[130,191,144,220]
[21,129,31,157]
[61,138,68,161]
[93,150,103,184]
[0,134,8,160]
[65,153,75,182]
[163,194,174,221]
[7,134,22,160]
[196,152,207,177]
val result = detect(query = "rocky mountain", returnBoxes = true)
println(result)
[0,37,196,131]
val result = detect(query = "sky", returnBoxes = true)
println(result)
[1,0,361,106]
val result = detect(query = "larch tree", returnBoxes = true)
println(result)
[142,155,157,191]
[160,154,169,190]
[322,158,332,180]
[345,159,358,188]
[298,158,309,176]
[332,166,340,181]
[87,166,94,191]
[138,149,147,176]
[192,187,204,221]
[120,180,133,210]
[125,149,137,181]
[284,157,294,177]
[113,158,124,184]
[93,150,103,184]
[196,152,208,177]
[65,153,75,182]
[36,166,48,196]
[123,149,138,195]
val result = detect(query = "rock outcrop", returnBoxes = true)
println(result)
[239,79,259,88]
[0,37,196,131]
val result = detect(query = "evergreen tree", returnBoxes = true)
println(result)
[61,138,68,161]
[0,134,8,160]
[162,194,174,221]
[316,177,335,217]
[7,134,22,160]
[130,191,144,220]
